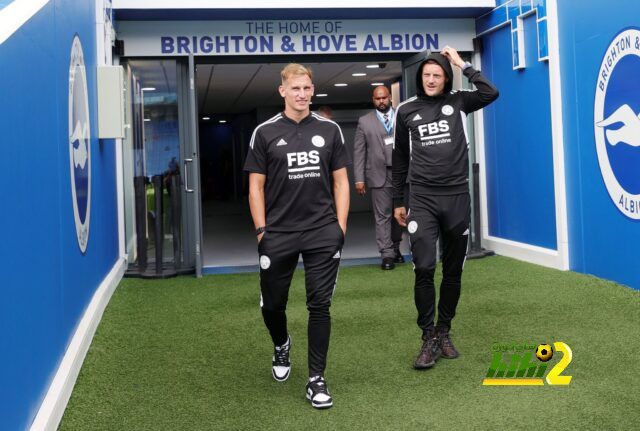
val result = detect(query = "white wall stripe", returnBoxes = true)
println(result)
[116,134,126,262]
[546,0,569,270]
[482,235,565,269]
[472,51,490,246]
[30,258,126,431]
[0,0,50,45]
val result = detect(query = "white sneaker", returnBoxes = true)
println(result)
[305,376,333,409]
[272,337,291,382]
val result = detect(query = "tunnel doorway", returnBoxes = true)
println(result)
[195,57,407,271]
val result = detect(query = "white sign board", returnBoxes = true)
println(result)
[117,19,475,56]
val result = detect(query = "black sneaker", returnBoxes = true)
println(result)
[305,376,333,409]
[272,337,291,382]
[414,334,441,369]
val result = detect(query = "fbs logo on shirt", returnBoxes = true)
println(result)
[418,120,449,138]
[287,151,321,179]
[418,120,451,145]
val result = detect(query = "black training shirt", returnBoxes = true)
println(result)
[392,65,499,205]
[244,112,351,232]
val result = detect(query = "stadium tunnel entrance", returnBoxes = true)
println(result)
[194,55,409,272]
[116,13,479,275]
[121,51,477,275]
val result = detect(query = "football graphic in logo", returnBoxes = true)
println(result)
[536,344,554,362]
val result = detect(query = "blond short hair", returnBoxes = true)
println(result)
[280,63,313,83]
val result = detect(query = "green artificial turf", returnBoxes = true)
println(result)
[60,256,639,430]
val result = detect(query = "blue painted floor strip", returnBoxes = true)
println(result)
[202,255,412,275]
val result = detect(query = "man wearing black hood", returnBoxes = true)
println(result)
[392,46,498,369]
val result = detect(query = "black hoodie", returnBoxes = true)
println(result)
[392,53,498,206]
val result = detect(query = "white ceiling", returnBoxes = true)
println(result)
[128,59,402,116]
[196,61,402,116]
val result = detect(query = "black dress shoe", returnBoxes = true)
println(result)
[381,257,395,270]
[394,251,405,264]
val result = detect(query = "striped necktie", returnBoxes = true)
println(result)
[383,113,390,129]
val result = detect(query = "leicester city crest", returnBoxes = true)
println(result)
[69,35,91,252]
[594,28,640,220]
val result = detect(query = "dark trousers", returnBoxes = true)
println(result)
[258,222,344,377]
[407,193,470,336]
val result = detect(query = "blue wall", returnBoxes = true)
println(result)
[557,0,640,289]
[0,0,119,429]
[479,12,557,249]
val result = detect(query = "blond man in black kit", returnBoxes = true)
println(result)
[244,63,350,409]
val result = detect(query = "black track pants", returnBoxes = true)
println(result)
[407,193,470,336]
[258,222,344,377]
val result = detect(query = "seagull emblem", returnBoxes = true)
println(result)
[596,104,640,148]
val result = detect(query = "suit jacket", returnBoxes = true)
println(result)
[353,110,394,188]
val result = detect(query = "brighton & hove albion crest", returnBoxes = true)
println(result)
[594,28,640,219]
[69,35,92,252]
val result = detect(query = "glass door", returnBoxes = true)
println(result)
[122,58,203,277]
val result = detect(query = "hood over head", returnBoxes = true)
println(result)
[415,52,453,97]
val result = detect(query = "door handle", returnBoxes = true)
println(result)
[184,158,194,193]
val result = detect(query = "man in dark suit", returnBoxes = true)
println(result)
[353,86,404,270]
